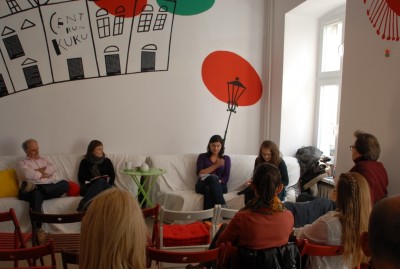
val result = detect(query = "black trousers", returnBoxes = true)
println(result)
[78,178,111,211]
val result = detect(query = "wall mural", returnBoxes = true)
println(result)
[0,0,263,108]
[364,0,400,41]
[0,0,177,98]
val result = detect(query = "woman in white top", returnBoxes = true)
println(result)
[294,172,371,269]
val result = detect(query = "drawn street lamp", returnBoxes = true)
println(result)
[223,77,246,143]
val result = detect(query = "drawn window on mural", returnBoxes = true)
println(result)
[0,74,8,97]
[23,65,43,89]
[138,5,153,33]
[105,54,121,76]
[113,6,125,36]
[141,44,157,72]
[67,58,84,80]
[3,35,25,59]
[6,0,22,13]
[104,45,121,76]
[96,9,110,38]
[153,14,167,31]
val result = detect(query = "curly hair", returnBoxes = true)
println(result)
[255,140,282,166]
[336,172,371,268]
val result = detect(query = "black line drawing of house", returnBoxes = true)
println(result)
[0,0,176,98]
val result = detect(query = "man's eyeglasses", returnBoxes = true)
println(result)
[349,145,356,149]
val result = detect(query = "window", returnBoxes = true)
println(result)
[316,7,345,159]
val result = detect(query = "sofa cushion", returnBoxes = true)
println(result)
[0,169,19,198]
[67,181,80,196]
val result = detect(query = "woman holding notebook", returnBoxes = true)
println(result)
[195,134,231,210]
[77,139,115,211]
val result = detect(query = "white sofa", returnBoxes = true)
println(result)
[0,153,300,233]
[0,154,147,233]
[147,154,301,211]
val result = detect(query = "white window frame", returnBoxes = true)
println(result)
[315,6,345,161]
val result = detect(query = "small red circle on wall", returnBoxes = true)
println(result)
[201,51,263,106]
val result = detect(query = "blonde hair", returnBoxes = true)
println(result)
[79,188,148,269]
[336,172,371,268]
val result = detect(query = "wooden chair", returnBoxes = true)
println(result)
[156,206,219,250]
[0,208,32,267]
[61,249,79,269]
[142,204,160,247]
[0,241,56,269]
[298,238,343,256]
[29,209,85,252]
[147,244,225,269]
[0,208,32,249]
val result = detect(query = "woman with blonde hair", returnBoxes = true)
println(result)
[294,172,371,269]
[79,188,148,269]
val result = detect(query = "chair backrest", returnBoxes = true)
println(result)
[299,238,343,257]
[215,205,238,222]
[29,209,85,251]
[0,208,28,249]
[147,244,225,268]
[158,206,218,249]
[142,204,160,247]
[0,241,56,269]
[61,250,79,269]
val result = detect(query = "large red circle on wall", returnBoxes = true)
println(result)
[201,51,263,106]
[93,0,147,17]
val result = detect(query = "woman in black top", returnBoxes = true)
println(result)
[77,140,115,211]
[242,140,289,203]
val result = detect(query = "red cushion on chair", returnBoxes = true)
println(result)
[67,181,80,196]
[162,222,210,247]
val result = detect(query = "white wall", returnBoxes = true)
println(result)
[271,0,400,194]
[336,0,400,195]
[0,0,265,156]
[280,13,317,156]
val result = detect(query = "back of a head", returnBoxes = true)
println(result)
[354,130,380,160]
[252,163,281,205]
[336,172,371,267]
[80,188,148,269]
[369,195,400,268]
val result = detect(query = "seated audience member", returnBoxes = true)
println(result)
[188,163,294,269]
[80,188,148,269]
[294,172,371,269]
[350,130,388,204]
[77,140,115,211]
[218,162,293,248]
[195,134,231,209]
[239,140,289,203]
[18,138,69,243]
[361,195,400,269]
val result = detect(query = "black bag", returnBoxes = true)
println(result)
[20,180,37,193]
[238,243,301,269]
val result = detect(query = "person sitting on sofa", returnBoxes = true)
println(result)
[77,140,115,212]
[350,130,388,204]
[17,138,69,243]
[239,140,289,203]
[294,172,371,269]
[361,195,400,269]
[80,188,148,269]
[195,134,231,209]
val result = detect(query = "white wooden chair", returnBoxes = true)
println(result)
[157,206,219,250]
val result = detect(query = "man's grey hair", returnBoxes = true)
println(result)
[22,139,37,153]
